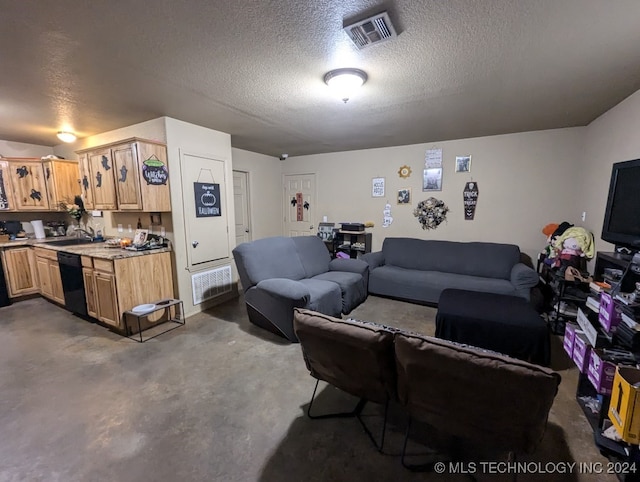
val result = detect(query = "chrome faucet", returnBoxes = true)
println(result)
[75,227,94,240]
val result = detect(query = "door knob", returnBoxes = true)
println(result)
[192,240,199,248]
[309,225,314,230]
[245,229,249,233]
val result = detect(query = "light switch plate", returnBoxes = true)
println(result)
[117,224,123,233]
[91,210,103,217]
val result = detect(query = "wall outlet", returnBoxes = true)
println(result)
[160,226,166,237]
[128,224,132,233]
[581,211,587,222]
[117,224,123,233]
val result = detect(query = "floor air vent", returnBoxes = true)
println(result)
[191,265,232,305]
[343,11,397,50]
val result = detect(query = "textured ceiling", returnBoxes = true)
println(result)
[2,0,640,157]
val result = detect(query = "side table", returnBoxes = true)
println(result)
[123,298,185,343]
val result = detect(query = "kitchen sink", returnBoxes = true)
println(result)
[43,238,101,247]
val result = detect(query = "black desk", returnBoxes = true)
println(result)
[435,289,550,366]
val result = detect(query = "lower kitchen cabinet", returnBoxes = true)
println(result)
[34,247,64,304]
[1,247,39,297]
[82,251,173,331]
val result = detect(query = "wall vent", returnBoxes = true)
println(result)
[191,265,232,305]
[343,11,397,50]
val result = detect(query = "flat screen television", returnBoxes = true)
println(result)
[601,158,640,250]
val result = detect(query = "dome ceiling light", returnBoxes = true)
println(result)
[324,68,368,103]
[57,131,77,143]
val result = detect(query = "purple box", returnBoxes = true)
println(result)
[599,292,622,333]
[587,349,617,395]
[572,333,591,373]
[563,323,578,357]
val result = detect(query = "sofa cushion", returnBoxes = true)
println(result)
[394,332,561,453]
[293,308,397,403]
[233,236,306,288]
[312,271,367,314]
[381,238,520,280]
[298,279,342,317]
[292,236,332,278]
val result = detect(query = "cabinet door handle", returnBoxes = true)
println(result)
[192,240,199,248]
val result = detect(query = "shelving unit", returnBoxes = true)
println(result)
[123,298,185,342]
[334,231,372,259]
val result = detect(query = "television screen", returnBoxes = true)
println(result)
[602,158,640,248]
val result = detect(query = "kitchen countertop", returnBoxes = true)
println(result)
[0,237,171,260]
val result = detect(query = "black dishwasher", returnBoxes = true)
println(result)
[57,252,88,316]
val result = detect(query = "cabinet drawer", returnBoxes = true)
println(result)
[93,258,114,273]
[33,247,58,261]
[81,255,93,268]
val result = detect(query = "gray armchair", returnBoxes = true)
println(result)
[232,236,368,341]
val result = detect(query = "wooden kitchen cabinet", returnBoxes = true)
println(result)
[81,251,173,331]
[112,143,142,210]
[43,159,81,211]
[33,247,64,304]
[7,160,49,210]
[1,247,39,297]
[0,160,17,211]
[87,148,117,210]
[77,138,171,212]
[77,153,95,210]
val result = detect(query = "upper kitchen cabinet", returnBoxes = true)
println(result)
[77,139,171,212]
[6,159,49,210]
[0,160,17,211]
[43,159,81,210]
[86,148,117,210]
[77,153,95,210]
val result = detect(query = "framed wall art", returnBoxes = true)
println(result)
[372,177,385,197]
[455,156,472,173]
[397,188,411,205]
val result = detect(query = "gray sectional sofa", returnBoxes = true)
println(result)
[232,236,368,342]
[362,237,539,304]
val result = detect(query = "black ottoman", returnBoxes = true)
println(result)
[435,289,550,366]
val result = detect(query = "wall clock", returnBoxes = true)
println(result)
[398,165,412,178]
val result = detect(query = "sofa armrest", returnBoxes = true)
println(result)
[255,278,311,304]
[329,257,369,276]
[510,263,539,290]
[361,251,384,269]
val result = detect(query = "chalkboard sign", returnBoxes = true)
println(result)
[463,181,479,220]
[142,155,169,185]
[194,182,221,217]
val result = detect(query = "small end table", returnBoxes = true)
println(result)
[123,298,185,343]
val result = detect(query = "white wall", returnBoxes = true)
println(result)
[164,117,235,317]
[231,148,282,240]
[0,140,53,158]
[580,89,640,257]
[281,128,585,262]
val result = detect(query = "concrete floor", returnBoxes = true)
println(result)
[0,295,621,481]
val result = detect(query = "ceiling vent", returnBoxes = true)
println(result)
[343,11,397,50]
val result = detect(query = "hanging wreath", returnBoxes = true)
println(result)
[413,197,449,230]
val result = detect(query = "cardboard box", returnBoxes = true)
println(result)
[608,366,640,444]
[587,349,617,395]
[572,332,591,373]
[599,292,622,333]
[563,323,579,357]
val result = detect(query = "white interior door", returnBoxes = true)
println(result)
[233,170,251,246]
[283,173,316,237]
[181,152,229,266]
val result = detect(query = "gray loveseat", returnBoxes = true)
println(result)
[232,236,368,342]
[362,238,539,304]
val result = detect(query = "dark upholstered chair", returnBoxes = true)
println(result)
[293,308,397,451]
[394,332,561,471]
[233,236,368,342]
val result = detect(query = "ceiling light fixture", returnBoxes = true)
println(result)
[56,131,77,143]
[324,68,368,103]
